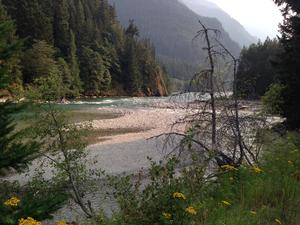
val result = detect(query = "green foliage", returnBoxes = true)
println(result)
[201,134,300,225]
[236,38,282,99]
[122,39,142,93]
[0,4,65,224]
[107,158,202,225]
[67,30,82,97]
[2,0,53,44]
[0,178,67,225]
[27,74,105,219]
[0,70,66,225]
[80,46,110,95]
[2,0,168,97]
[262,83,285,115]
[27,73,65,102]
[0,103,39,174]
[92,133,300,225]
[272,0,300,129]
[0,1,22,89]
[125,20,139,38]
[22,41,59,83]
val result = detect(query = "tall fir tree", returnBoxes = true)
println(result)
[53,0,70,57]
[22,40,59,83]
[0,2,22,89]
[0,5,67,223]
[67,30,82,97]
[80,46,106,95]
[0,2,39,172]
[123,39,142,94]
[2,0,54,44]
[273,0,300,129]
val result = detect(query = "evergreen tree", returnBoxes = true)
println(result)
[22,41,59,83]
[122,39,142,94]
[80,46,106,95]
[2,0,54,44]
[273,0,300,129]
[1,0,169,97]
[67,30,82,97]
[0,4,66,224]
[53,0,70,57]
[0,0,38,172]
[57,57,73,96]
[0,104,39,173]
[236,38,282,99]
[0,2,22,89]
[125,20,139,38]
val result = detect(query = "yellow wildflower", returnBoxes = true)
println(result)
[221,200,231,206]
[221,165,238,171]
[253,166,263,174]
[185,206,197,215]
[4,196,20,207]
[173,192,186,200]
[275,218,282,225]
[250,211,257,215]
[162,212,172,220]
[56,221,68,225]
[19,217,42,225]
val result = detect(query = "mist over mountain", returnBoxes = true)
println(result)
[109,0,241,81]
[180,0,257,47]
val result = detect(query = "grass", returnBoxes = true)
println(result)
[200,134,300,225]
[92,132,300,225]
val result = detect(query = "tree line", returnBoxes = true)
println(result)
[0,0,169,98]
[236,0,300,129]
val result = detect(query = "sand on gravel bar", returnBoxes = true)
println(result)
[90,107,187,145]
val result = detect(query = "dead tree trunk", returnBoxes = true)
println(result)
[198,21,217,152]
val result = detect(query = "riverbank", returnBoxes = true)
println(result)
[89,107,186,145]
[5,103,186,181]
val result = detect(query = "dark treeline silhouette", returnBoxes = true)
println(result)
[271,0,300,129]
[236,0,300,130]
[236,38,282,99]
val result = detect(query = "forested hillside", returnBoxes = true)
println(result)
[180,0,257,47]
[1,0,169,97]
[109,0,241,81]
[236,38,282,99]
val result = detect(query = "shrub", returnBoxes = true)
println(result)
[92,133,300,225]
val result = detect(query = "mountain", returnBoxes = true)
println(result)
[180,0,257,47]
[1,0,169,97]
[109,0,241,81]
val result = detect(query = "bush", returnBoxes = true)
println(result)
[262,83,285,115]
[89,133,300,225]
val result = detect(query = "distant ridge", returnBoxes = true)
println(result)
[180,0,257,47]
[109,0,241,80]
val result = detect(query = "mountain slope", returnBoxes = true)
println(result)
[180,0,257,47]
[2,0,168,97]
[109,0,241,80]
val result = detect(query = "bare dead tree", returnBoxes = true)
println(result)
[157,20,269,168]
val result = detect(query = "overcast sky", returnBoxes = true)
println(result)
[207,0,283,39]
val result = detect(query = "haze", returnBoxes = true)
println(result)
[207,0,283,39]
